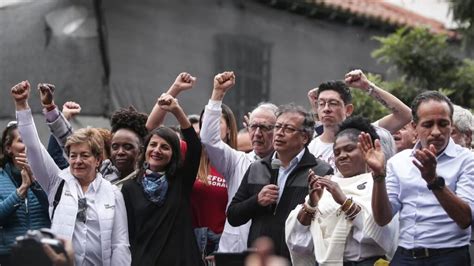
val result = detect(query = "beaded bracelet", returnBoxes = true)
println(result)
[337,197,353,216]
[301,204,316,220]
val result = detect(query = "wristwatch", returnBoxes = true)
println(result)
[427,176,445,190]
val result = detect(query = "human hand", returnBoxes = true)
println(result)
[213,71,235,93]
[15,153,33,197]
[344,69,371,91]
[62,101,82,121]
[307,88,318,115]
[11,81,31,105]
[37,83,56,107]
[412,144,438,184]
[171,72,196,93]
[358,132,385,176]
[316,177,346,205]
[307,169,324,206]
[242,112,251,128]
[257,184,279,207]
[43,238,75,266]
[158,93,180,113]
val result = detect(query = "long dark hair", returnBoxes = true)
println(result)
[0,122,18,167]
[136,126,182,181]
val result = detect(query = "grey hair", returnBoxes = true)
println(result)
[375,126,397,163]
[251,102,278,116]
[276,103,315,145]
[453,105,473,134]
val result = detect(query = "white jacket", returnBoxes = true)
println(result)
[17,109,131,266]
[200,100,255,252]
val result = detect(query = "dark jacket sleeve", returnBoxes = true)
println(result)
[227,166,266,226]
[180,127,202,193]
[46,134,69,170]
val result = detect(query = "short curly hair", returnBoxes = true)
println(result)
[110,106,148,140]
[335,115,379,145]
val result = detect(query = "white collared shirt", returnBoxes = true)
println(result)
[272,148,305,202]
[386,139,474,249]
[73,177,102,266]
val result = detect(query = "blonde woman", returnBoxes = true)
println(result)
[12,81,131,266]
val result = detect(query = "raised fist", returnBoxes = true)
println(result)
[344,69,370,91]
[172,72,196,92]
[11,81,30,104]
[62,101,82,121]
[37,83,56,107]
[213,71,235,93]
[158,93,179,112]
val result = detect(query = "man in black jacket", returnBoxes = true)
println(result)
[227,104,333,260]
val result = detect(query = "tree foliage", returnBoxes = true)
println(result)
[351,27,474,122]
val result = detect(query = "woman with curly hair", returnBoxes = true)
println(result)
[104,106,148,187]
[286,116,398,266]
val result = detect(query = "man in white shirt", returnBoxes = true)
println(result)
[200,71,278,252]
[307,69,412,168]
[368,91,474,265]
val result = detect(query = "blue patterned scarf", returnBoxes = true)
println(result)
[141,169,168,206]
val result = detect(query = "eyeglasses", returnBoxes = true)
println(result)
[77,198,87,223]
[248,123,275,133]
[274,124,305,134]
[317,99,343,109]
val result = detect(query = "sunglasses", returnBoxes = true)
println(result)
[6,121,17,129]
[77,198,88,223]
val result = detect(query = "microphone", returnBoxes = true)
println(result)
[271,158,281,170]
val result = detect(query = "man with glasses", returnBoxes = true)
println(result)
[308,69,412,168]
[227,104,333,260]
[200,71,278,252]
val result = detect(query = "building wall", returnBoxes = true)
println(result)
[105,0,388,125]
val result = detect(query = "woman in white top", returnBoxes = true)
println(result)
[11,81,131,266]
[285,116,397,266]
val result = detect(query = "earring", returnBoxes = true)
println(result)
[143,162,149,170]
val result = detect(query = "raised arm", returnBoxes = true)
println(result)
[158,94,201,191]
[200,71,248,182]
[358,132,394,226]
[345,69,412,133]
[12,81,61,195]
[146,72,196,131]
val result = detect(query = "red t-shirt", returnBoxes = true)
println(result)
[191,166,228,234]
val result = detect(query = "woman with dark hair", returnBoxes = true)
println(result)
[121,93,203,265]
[0,121,50,266]
[285,116,398,266]
[106,106,148,187]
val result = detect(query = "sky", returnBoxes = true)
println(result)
[384,0,458,28]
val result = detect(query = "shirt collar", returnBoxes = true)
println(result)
[272,148,305,170]
[411,138,457,159]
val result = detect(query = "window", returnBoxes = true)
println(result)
[215,34,272,125]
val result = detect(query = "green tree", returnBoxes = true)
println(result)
[449,0,474,50]
[351,27,474,122]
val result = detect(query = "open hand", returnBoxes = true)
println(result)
[358,132,385,176]
[412,144,438,184]
[316,177,346,205]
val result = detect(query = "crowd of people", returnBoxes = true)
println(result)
[0,69,473,266]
